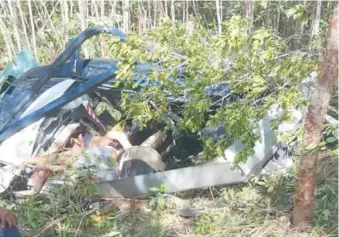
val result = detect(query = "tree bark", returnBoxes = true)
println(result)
[171,0,175,25]
[220,0,223,26]
[147,0,151,28]
[123,0,130,32]
[17,0,31,50]
[100,0,106,57]
[243,0,254,36]
[276,6,280,33]
[70,0,73,16]
[7,0,21,51]
[309,0,322,49]
[216,0,222,35]
[64,0,69,24]
[182,2,185,24]
[94,1,99,18]
[27,0,37,59]
[154,1,157,27]
[164,0,168,17]
[78,0,88,57]
[292,4,338,228]
[0,16,13,60]
[0,1,15,58]
[78,1,86,31]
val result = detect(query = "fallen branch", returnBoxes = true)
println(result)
[98,231,122,237]
[33,208,98,237]
[33,216,67,237]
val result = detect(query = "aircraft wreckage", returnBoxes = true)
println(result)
[0,26,313,198]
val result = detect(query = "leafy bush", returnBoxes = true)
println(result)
[109,16,317,164]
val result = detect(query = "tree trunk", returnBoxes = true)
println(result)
[276,6,280,33]
[154,1,157,27]
[7,0,21,51]
[171,0,175,25]
[0,16,13,60]
[298,0,308,43]
[27,0,37,59]
[243,0,254,36]
[100,0,106,57]
[123,0,130,32]
[192,0,197,16]
[164,0,168,17]
[17,0,31,50]
[138,0,142,35]
[220,0,223,26]
[182,2,185,24]
[86,0,89,21]
[0,1,15,58]
[78,0,88,57]
[39,0,59,48]
[186,0,189,24]
[147,0,151,28]
[216,0,222,35]
[309,0,322,49]
[110,0,116,23]
[94,1,99,18]
[64,0,69,24]
[292,4,338,228]
[70,0,73,16]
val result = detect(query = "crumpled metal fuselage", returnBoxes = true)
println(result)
[0,26,298,198]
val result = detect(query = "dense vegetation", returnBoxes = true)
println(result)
[0,1,337,236]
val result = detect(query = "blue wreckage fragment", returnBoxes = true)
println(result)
[0,26,295,198]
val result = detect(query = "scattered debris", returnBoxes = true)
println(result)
[0,25,316,199]
[179,209,199,219]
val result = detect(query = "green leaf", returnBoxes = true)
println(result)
[305,143,318,151]
[157,196,165,210]
[326,137,337,144]
[149,198,156,207]
[149,187,160,193]
[285,8,297,19]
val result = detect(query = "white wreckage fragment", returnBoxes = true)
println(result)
[0,70,323,197]
[201,104,302,177]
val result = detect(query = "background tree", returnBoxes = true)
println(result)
[292,4,338,227]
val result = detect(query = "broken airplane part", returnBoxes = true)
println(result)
[0,26,296,198]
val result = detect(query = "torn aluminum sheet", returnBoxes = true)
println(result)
[51,161,247,198]
[0,79,86,165]
[224,106,300,176]
[199,104,299,177]
[0,79,91,192]
[44,122,80,154]
[0,122,81,193]
[0,164,26,193]
[262,145,292,174]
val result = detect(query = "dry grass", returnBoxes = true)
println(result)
[1,154,337,237]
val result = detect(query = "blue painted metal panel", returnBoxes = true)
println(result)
[0,26,126,132]
[0,65,117,142]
